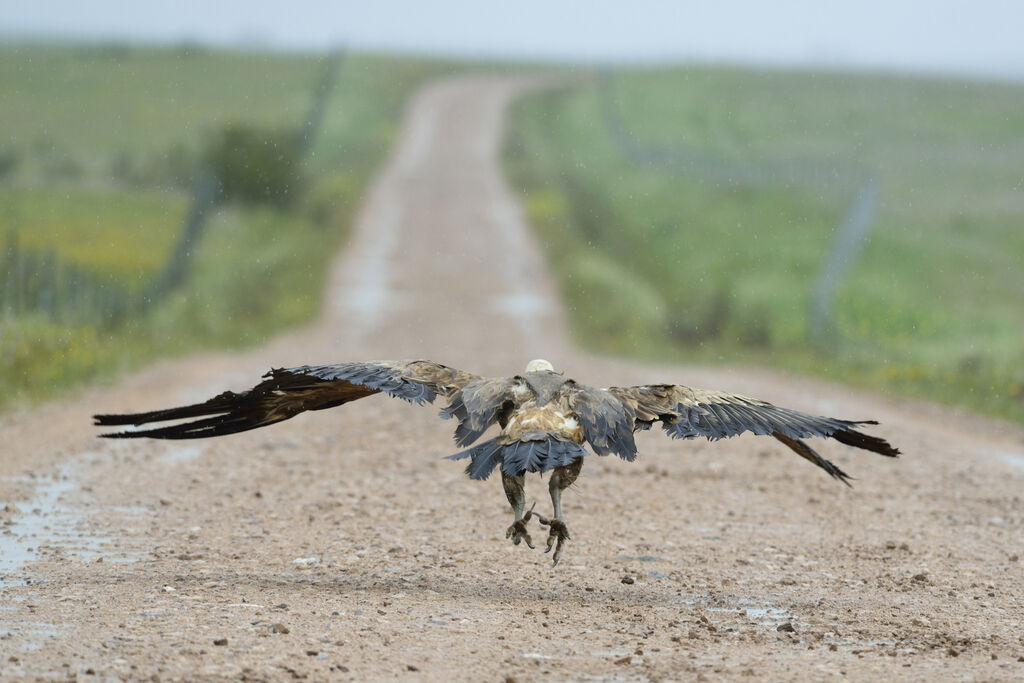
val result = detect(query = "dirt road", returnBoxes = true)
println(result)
[2,75,1022,681]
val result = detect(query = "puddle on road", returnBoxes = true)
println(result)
[991,448,1024,470]
[0,455,143,588]
[672,594,794,628]
[708,602,793,626]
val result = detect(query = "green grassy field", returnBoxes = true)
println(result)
[0,44,323,180]
[2,187,186,284]
[0,43,451,409]
[505,67,1024,422]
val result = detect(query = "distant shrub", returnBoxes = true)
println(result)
[0,147,20,180]
[204,123,305,207]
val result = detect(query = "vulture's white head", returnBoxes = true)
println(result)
[525,359,555,373]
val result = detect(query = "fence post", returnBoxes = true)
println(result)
[152,165,220,298]
[295,48,344,159]
[809,176,879,347]
[1,232,17,317]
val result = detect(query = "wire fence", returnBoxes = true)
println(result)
[1,50,343,328]
[1,232,137,324]
[595,70,878,345]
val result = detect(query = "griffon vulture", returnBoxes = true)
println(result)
[94,359,899,564]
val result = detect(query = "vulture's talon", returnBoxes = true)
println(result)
[535,514,570,565]
[505,519,535,549]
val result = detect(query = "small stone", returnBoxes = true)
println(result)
[85,668,95,675]
[912,573,928,583]
[271,623,290,634]
[306,650,319,657]
[621,575,635,584]
[946,647,959,657]
[213,638,228,646]
[407,665,419,671]
[1009,554,1019,562]
[777,622,796,633]
[614,656,632,665]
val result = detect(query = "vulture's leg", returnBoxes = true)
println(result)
[502,472,535,549]
[535,457,583,565]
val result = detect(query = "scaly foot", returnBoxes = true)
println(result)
[505,502,536,549]
[534,512,571,565]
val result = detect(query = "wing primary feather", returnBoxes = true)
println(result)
[772,432,853,486]
[92,391,244,427]
[831,427,900,457]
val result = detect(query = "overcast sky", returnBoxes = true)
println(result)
[4,0,1023,80]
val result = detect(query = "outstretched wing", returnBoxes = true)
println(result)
[94,360,480,439]
[608,383,899,485]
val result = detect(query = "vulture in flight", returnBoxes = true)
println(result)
[94,359,899,564]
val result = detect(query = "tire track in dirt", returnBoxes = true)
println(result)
[1,75,1023,680]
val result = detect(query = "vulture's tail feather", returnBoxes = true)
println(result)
[446,436,586,480]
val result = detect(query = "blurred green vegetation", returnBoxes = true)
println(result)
[2,187,185,285]
[204,122,306,206]
[0,43,452,409]
[0,43,320,181]
[505,68,1024,423]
